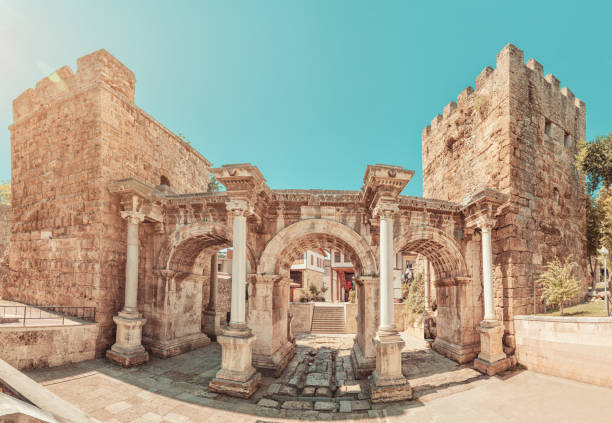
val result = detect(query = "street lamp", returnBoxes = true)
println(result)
[600,246,610,317]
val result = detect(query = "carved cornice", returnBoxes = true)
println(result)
[361,164,414,211]
[461,187,508,229]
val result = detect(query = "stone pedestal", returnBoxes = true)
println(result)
[106,312,149,367]
[351,277,378,378]
[473,321,510,376]
[369,331,412,403]
[146,333,210,359]
[209,328,262,398]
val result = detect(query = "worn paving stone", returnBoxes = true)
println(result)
[305,373,330,387]
[281,400,313,410]
[314,401,338,411]
[338,401,351,413]
[266,383,281,395]
[302,386,316,396]
[278,385,298,396]
[257,399,280,408]
[316,387,333,397]
[350,400,371,411]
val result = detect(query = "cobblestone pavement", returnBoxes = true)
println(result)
[25,334,612,422]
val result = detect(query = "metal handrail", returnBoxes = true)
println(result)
[0,305,96,326]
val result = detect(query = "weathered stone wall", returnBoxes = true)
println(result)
[6,49,211,354]
[0,204,10,289]
[514,315,612,388]
[422,44,588,345]
[0,323,99,370]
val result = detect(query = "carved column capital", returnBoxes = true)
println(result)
[474,215,496,232]
[373,199,399,219]
[226,199,251,217]
[120,210,146,225]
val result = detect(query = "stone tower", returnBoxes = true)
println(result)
[422,44,587,347]
[6,50,212,354]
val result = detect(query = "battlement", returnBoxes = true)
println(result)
[422,43,585,138]
[13,49,135,123]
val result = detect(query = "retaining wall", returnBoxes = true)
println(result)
[514,315,612,388]
[0,323,99,370]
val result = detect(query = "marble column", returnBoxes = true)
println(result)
[369,201,412,403]
[424,259,431,313]
[474,216,509,376]
[204,253,225,340]
[106,209,149,367]
[209,199,261,398]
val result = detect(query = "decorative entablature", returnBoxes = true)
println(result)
[109,178,164,222]
[461,187,509,230]
[360,164,414,211]
[398,196,462,215]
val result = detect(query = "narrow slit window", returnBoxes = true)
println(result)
[545,119,552,137]
[564,132,572,148]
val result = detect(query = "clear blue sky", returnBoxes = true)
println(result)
[1,1,610,196]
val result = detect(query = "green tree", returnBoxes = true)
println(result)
[576,133,612,194]
[537,258,580,315]
[0,182,10,205]
[208,174,222,192]
[405,273,425,314]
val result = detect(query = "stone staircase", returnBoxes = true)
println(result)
[311,305,345,334]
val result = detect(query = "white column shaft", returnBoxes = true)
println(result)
[481,227,495,321]
[124,219,139,313]
[230,214,247,326]
[379,215,394,330]
[424,259,430,312]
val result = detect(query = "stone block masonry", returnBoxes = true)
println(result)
[422,44,588,348]
[4,49,213,356]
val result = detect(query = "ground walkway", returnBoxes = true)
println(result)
[24,334,612,422]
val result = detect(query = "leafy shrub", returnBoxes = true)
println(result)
[405,273,425,315]
[537,257,580,315]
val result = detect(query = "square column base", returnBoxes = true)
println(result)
[145,332,211,359]
[208,328,262,399]
[106,313,148,367]
[474,320,509,376]
[369,331,413,403]
[252,341,296,377]
[369,371,413,403]
[474,357,511,376]
[350,342,376,379]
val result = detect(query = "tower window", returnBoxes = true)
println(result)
[564,132,572,148]
[553,188,560,205]
[160,175,171,187]
[544,119,552,137]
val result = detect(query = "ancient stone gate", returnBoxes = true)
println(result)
[4,43,588,400]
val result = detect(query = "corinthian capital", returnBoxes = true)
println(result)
[373,199,399,219]
[474,215,496,232]
[226,199,250,217]
[120,210,146,225]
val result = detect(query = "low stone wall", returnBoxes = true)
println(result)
[289,303,314,334]
[515,315,612,388]
[0,324,99,370]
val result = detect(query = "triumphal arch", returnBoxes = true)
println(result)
[4,44,587,402]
